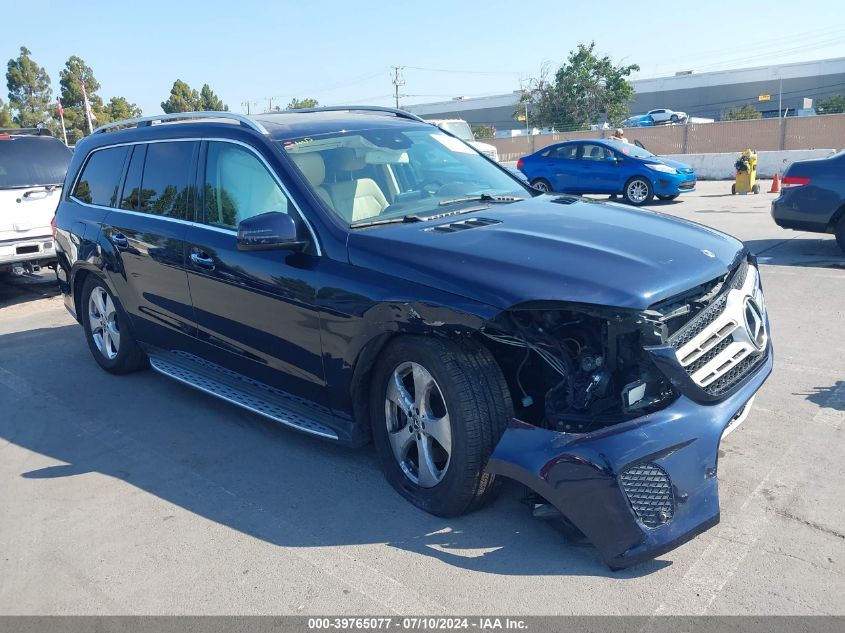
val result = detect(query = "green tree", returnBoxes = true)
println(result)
[0,97,15,128]
[471,124,495,139]
[286,97,319,110]
[161,79,201,113]
[6,46,52,127]
[517,42,639,130]
[816,95,845,115]
[724,104,762,121]
[59,55,107,141]
[104,96,142,121]
[198,84,227,111]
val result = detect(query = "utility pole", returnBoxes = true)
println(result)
[241,101,251,115]
[392,66,405,109]
[267,96,273,112]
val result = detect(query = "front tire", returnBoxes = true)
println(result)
[370,336,512,517]
[623,177,654,206]
[531,178,552,194]
[81,275,147,374]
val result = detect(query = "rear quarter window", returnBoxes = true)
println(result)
[72,145,130,206]
[0,136,72,189]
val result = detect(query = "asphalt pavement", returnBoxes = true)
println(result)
[0,181,843,615]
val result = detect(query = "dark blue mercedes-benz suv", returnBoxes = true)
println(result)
[53,107,772,569]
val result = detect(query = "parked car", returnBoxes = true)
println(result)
[426,118,499,161]
[0,128,72,276]
[620,114,654,128]
[54,107,771,569]
[517,139,697,205]
[771,149,845,252]
[647,109,687,124]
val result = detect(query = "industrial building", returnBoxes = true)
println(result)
[405,56,845,132]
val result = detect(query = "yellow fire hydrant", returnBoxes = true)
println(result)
[732,149,760,195]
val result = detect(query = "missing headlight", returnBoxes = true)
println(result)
[481,303,676,432]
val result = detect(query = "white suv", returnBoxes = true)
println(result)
[0,130,72,276]
[425,119,499,161]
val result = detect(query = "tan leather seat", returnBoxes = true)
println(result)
[289,152,333,208]
[327,150,389,222]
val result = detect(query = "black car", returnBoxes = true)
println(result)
[54,107,772,569]
[771,150,845,251]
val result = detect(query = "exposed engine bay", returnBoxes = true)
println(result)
[481,303,677,432]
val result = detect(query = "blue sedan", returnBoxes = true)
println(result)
[517,139,696,205]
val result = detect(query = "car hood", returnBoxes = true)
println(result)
[646,156,694,172]
[347,195,744,311]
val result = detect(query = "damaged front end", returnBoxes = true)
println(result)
[482,256,772,568]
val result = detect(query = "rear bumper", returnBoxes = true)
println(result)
[486,350,772,569]
[0,234,56,268]
[771,195,833,233]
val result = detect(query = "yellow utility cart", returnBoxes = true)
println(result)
[732,149,761,195]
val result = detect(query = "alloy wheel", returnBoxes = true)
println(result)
[88,286,121,360]
[627,180,649,204]
[384,361,452,488]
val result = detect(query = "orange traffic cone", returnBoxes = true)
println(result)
[769,173,781,193]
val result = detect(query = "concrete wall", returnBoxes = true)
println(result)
[660,149,836,180]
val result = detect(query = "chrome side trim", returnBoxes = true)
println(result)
[93,111,268,136]
[68,137,321,255]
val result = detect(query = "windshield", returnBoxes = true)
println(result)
[279,126,528,227]
[604,140,656,159]
[0,136,72,188]
[435,121,475,141]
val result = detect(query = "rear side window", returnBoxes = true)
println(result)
[137,141,198,220]
[0,137,72,189]
[551,145,578,159]
[72,145,130,206]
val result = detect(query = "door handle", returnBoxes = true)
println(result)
[190,251,215,269]
[111,232,129,248]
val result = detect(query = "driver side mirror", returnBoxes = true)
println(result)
[236,212,306,252]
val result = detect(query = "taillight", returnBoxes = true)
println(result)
[781,175,811,188]
[516,158,524,169]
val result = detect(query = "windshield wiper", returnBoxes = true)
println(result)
[438,193,527,207]
[350,215,424,229]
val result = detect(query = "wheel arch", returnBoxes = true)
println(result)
[827,200,845,233]
[346,302,513,445]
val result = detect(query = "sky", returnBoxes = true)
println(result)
[4,0,845,117]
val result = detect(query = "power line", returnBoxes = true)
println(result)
[405,65,527,76]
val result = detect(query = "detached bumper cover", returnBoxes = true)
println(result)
[486,350,772,569]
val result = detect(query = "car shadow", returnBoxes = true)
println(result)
[0,272,60,308]
[0,324,672,579]
[799,381,845,413]
[744,237,844,268]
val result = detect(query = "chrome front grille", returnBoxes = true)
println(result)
[619,463,675,528]
[669,260,767,394]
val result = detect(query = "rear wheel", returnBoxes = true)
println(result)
[731,184,737,195]
[370,336,512,517]
[81,275,147,374]
[531,178,552,194]
[752,184,761,194]
[835,216,845,253]
[623,177,654,206]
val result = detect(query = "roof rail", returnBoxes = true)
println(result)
[92,111,268,135]
[277,105,428,124]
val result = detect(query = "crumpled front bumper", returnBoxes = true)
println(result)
[486,350,772,569]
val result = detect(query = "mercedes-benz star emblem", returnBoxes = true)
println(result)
[743,297,767,350]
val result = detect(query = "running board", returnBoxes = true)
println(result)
[148,351,339,440]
